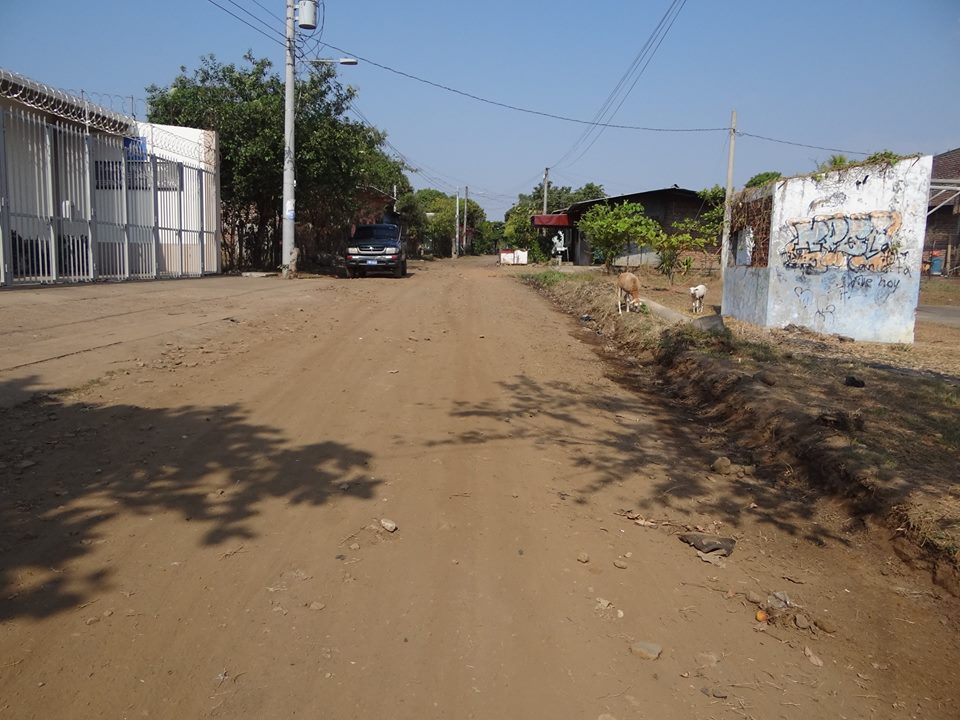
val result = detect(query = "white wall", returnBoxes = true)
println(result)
[723,156,932,343]
[136,122,217,171]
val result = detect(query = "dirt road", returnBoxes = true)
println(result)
[1,258,957,719]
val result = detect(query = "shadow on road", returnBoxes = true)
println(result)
[0,376,378,621]
[430,372,851,549]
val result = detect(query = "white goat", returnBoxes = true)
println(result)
[616,272,643,315]
[689,284,707,314]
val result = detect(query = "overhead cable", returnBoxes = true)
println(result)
[247,0,284,23]
[320,41,724,134]
[222,0,286,41]
[737,131,869,157]
[203,0,286,47]
[551,0,687,169]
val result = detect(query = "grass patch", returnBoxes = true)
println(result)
[886,378,960,451]
[656,325,734,363]
[521,270,566,288]
[919,277,960,306]
[736,339,780,363]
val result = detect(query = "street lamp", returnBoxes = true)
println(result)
[281,0,357,276]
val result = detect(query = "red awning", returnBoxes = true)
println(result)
[531,213,571,227]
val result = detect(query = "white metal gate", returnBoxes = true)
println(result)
[0,106,218,286]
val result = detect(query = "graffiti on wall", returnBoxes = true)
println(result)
[780,211,907,274]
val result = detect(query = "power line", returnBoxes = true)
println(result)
[551,0,686,169]
[203,0,285,47]
[559,0,688,169]
[321,41,725,134]
[348,104,458,193]
[247,0,284,23]
[737,131,869,157]
[181,3,878,197]
[222,0,286,40]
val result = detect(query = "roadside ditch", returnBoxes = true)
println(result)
[522,269,960,596]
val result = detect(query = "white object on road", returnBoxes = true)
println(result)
[499,249,528,265]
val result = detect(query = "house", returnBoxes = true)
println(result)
[531,186,708,265]
[926,148,960,275]
[722,156,932,343]
[0,68,221,286]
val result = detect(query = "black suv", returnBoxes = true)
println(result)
[344,224,407,278]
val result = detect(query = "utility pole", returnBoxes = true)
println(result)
[542,167,549,214]
[463,186,469,255]
[454,188,460,258]
[720,109,737,293]
[281,0,297,276]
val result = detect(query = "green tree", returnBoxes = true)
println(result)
[461,198,486,254]
[414,188,450,211]
[745,171,782,188]
[146,53,408,270]
[517,181,606,213]
[672,185,724,245]
[425,200,457,257]
[395,192,428,254]
[652,231,707,284]
[415,192,485,257]
[576,201,663,273]
[474,220,503,255]
[503,203,545,261]
[668,185,725,275]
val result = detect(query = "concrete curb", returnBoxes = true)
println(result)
[636,297,726,333]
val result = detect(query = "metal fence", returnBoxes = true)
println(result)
[0,106,218,286]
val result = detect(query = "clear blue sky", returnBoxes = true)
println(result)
[2,1,958,218]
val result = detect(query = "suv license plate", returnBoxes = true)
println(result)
[365,259,378,266]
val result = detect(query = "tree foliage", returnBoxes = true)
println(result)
[146,53,408,270]
[667,185,725,277]
[745,171,782,188]
[392,190,488,257]
[672,185,724,246]
[395,192,428,252]
[576,201,663,273]
[864,150,906,166]
[503,204,545,261]
[517,182,606,213]
[816,154,851,172]
[652,231,707,284]
[474,221,503,255]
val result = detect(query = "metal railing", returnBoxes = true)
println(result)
[0,106,218,286]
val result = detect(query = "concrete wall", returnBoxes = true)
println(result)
[723,156,932,343]
[723,265,769,326]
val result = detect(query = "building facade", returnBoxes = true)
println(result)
[0,69,221,286]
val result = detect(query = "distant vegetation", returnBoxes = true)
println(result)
[745,171,782,188]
